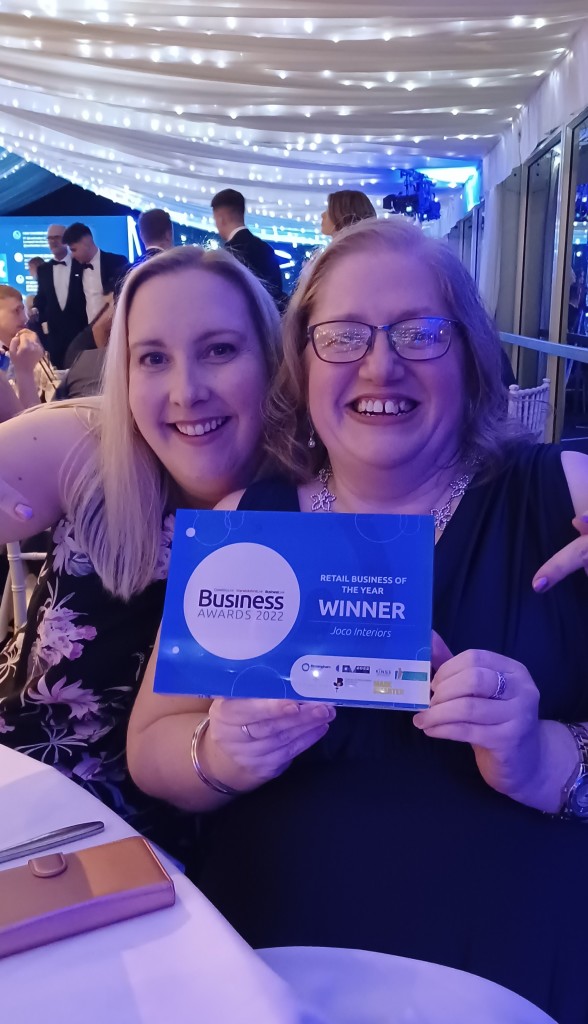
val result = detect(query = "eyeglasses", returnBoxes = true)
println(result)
[307,316,458,363]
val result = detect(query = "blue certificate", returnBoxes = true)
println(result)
[155,510,434,710]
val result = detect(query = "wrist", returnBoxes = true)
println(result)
[13,366,36,387]
[511,720,579,813]
[198,719,262,795]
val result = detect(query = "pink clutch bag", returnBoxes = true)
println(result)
[0,836,175,958]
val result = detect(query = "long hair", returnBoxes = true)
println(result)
[327,190,377,233]
[266,217,522,482]
[62,246,281,600]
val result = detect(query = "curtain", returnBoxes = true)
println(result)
[477,186,502,317]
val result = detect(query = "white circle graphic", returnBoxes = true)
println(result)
[183,542,300,660]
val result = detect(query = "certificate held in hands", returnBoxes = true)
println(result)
[155,510,434,710]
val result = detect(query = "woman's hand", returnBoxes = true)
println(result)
[205,697,336,787]
[414,634,545,805]
[532,513,588,591]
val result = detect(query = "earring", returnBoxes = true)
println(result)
[308,427,316,449]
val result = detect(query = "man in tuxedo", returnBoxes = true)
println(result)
[135,209,174,265]
[62,222,130,325]
[33,224,88,369]
[211,189,283,305]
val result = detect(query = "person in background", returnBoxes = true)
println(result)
[62,222,130,326]
[136,209,174,264]
[23,258,47,345]
[27,256,45,279]
[62,293,114,370]
[0,246,281,857]
[129,217,588,1024]
[55,296,115,399]
[0,285,44,419]
[27,256,46,284]
[54,299,114,400]
[320,189,377,236]
[34,224,88,369]
[211,189,284,306]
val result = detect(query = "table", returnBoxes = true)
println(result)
[0,747,558,1024]
[0,746,302,1024]
[259,946,557,1024]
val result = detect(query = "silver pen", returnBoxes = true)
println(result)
[0,821,105,865]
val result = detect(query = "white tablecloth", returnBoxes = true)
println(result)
[0,746,305,1024]
[0,747,558,1024]
[259,947,557,1024]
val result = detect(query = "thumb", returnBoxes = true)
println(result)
[431,630,453,672]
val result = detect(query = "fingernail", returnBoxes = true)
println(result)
[413,714,423,728]
[284,703,300,715]
[15,503,33,521]
[532,576,549,593]
[312,704,330,719]
[581,514,588,524]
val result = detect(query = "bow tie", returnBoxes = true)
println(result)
[81,263,94,271]
[51,259,67,266]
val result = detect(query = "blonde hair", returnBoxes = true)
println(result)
[266,217,521,481]
[62,246,281,600]
[327,190,377,233]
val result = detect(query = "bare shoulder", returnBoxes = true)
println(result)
[0,401,100,542]
[560,449,588,516]
[214,488,246,511]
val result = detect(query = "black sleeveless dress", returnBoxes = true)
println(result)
[191,444,588,1024]
[0,513,195,859]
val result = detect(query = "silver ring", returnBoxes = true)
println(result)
[241,723,254,740]
[490,670,507,700]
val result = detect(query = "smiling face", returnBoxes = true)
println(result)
[127,266,269,506]
[306,246,466,482]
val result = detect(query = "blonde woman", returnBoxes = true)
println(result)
[129,219,588,1024]
[320,189,377,236]
[0,246,280,849]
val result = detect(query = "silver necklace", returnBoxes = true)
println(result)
[310,467,472,531]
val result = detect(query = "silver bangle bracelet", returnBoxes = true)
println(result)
[190,715,238,797]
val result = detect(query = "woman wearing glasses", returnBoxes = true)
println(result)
[129,219,588,1024]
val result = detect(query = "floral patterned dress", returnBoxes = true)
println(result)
[0,513,191,854]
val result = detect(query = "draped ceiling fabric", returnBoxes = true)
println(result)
[0,146,66,212]
[1,2,588,241]
[484,19,588,191]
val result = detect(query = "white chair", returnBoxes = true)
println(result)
[507,378,550,443]
[0,541,47,641]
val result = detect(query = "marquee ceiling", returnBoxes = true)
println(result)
[1,1,587,241]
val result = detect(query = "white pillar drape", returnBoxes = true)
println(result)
[484,21,588,192]
[477,187,503,318]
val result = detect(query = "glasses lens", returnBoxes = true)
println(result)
[311,322,372,362]
[389,318,453,360]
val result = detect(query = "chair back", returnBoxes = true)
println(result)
[507,378,550,443]
[0,542,47,640]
